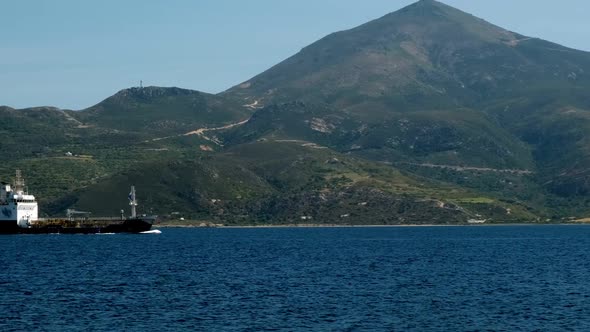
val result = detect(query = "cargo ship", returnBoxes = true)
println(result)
[0,170,156,234]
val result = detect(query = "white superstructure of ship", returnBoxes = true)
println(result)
[0,170,38,228]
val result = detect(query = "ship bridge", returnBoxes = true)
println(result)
[12,194,36,203]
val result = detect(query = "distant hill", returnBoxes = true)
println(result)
[0,106,83,157]
[0,87,254,220]
[73,86,251,137]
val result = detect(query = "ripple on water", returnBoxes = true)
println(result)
[0,226,589,331]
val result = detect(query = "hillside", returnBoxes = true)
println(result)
[45,141,537,224]
[73,86,251,137]
[0,106,82,157]
[223,0,590,208]
[0,87,253,219]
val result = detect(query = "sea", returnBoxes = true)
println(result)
[1,225,590,331]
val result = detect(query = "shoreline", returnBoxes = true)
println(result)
[154,222,589,229]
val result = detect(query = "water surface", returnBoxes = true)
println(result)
[1,225,589,331]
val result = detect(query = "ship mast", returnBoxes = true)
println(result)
[129,186,138,218]
[14,170,25,195]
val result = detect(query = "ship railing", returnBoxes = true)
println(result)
[36,217,127,222]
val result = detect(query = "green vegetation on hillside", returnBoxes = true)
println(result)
[3,0,590,224]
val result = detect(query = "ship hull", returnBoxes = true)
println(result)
[0,218,155,235]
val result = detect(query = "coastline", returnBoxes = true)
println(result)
[154,222,587,229]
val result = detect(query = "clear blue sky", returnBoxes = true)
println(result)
[2,0,589,110]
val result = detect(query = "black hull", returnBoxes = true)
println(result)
[0,218,154,235]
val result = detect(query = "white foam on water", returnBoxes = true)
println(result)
[140,230,162,234]
[97,233,116,235]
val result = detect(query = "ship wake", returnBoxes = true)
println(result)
[140,230,162,234]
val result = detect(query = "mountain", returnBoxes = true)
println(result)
[224,0,590,206]
[4,0,590,223]
[228,0,589,106]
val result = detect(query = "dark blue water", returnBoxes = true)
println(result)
[1,226,590,331]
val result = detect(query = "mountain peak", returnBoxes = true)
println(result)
[408,0,446,9]
[385,0,460,18]
[227,0,525,104]
[371,0,514,43]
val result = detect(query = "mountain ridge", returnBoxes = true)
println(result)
[70,86,252,136]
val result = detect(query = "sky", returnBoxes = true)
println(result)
[2,0,589,110]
